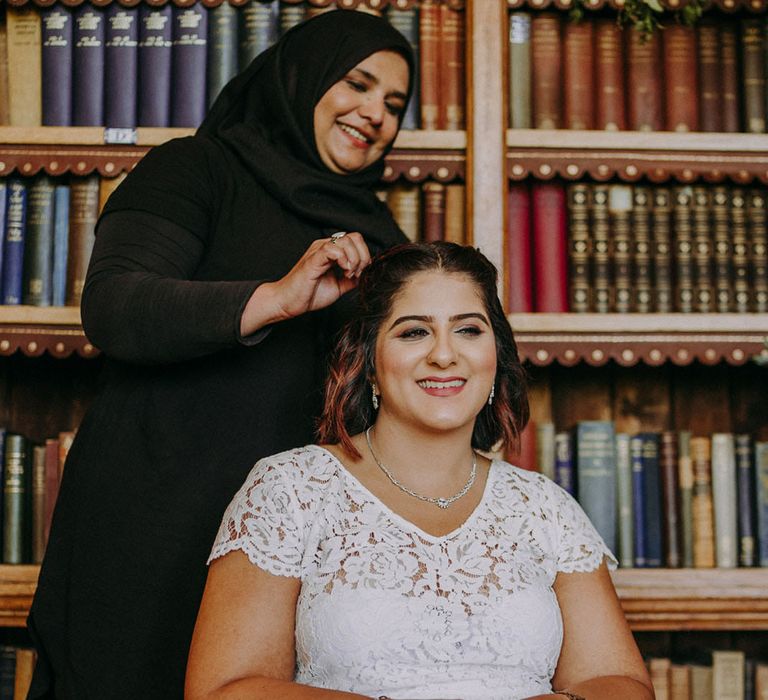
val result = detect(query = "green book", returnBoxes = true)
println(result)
[615,432,633,568]
[508,12,531,129]
[22,174,55,306]
[3,434,28,564]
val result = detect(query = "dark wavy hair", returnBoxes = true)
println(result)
[317,241,529,459]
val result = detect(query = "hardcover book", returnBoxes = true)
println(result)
[690,435,716,568]
[563,20,593,130]
[672,186,694,313]
[138,5,172,127]
[418,0,440,130]
[608,184,632,313]
[651,187,673,312]
[507,182,532,312]
[52,183,70,306]
[207,2,238,108]
[554,431,575,496]
[691,186,713,313]
[72,3,105,126]
[566,183,590,313]
[659,431,681,568]
[386,183,420,243]
[0,10,9,125]
[697,19,721,132]
[508,12,531,129]
[171,4,209,128]
[741,19,766,133]
[711,186,732,313]
[719,21,740,133]
[576,421,616,554]
[41,5,73,126]
[6,7,42,126]
[66,176,99,307]
[22,175,56,306]
[631,186,653,312]
[443,184,465,245]
[677,430,695,568]
[626,26,662,131]
[439,3,465,130]
[238,0,278,71]
[756,441,768,566]
[748,188,768,312]
[615,432,633,568]
[730,187,750,313]
[387,6,419,131]
[3,434,29,564]
[711,433,737,568]
[531,182,568,312]
[531,13,562,129]
[590,184,611,313]
[422,182,445,243]
[662,25,699,132]
[2,178,28,305]
[594,18,625,131]
[104,5,138,128]
[735,434,757,567]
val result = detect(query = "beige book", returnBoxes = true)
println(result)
[690,664,712,700]
[386,183,421,242]
[710,432,738,567]
[649,657,671,700]
[443,183,465,244]
[6,6,41,126]
[98,173,127,214]
[669,664,691,700]
[712,650,745,700]
[14,647,37,699]
[0,10,10,125]
[756,662,768,700]
[690,436,715,567]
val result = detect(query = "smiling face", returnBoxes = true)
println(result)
[313,50,410,175]
[373,270,498,438]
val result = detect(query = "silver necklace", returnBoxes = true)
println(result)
[365,427,477,509]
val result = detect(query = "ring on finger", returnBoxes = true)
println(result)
[329,231,347,244]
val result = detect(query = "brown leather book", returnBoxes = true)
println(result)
[719,21,740,133]
[422,181,445,243]
[690,435,715,568]
[632,186,653,312]
[32,444,47,564]
[660,431,681,568]
[672,186,694,313]
[730,186,750,312]
[563,20,593,130]
[590,184,611,312]
[711,186,733,312]
[386,183,421,243]
[741,19,766,133]
[439,3,465,130]
[652,187,673,312]
[594,18,625,131]
[443,183,465,244]
[626,26,663,131]
[66,175,100,306]
[98,173,126,214]
[663,25,699,132]
[697,19,721,132]
[418,0,440,130]
[531,13,562,129]
[13,648,37,700]
[748,188,768,312]
[608,184,632,313]
[691,186,713,313]
[566,183,590,313]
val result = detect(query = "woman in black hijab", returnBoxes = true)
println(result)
[27,11,413,699]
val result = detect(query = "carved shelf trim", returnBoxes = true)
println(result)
[0,566,37,628]
[612,568,768,631]
[508,313,768,366]
[507,0,764,12]
[0,307,97,358]
[506,129,768,183]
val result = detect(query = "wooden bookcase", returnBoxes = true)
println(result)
[1,0,768,662]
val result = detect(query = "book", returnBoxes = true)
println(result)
[0,647,15,700]
[735,434,757,567]
[672,186,694,313]
[2,178,28,305]
[386,183,420,243]
[691,186,713,313]
[58,431,75,479]
[677,430,694,568]
[52,183,70,306]
[608,184,632,313]
[731,187,750,313]
[6,6,42,126]
[0,179,6,286]
[66,176,99,307]
[13,647,36,700]
[3,434,29,564]
[387,6,419,131]
[566,183,590,313]
[756,662,768,699]
[531,13,562,129]
[278,3,305,35]
[748,188,768,312]
[639,433,662,567]
[138,5,173,127]
[563,19,593,130]
[626,26,662,131]
[719,20,740,133]
[72,3,105,126]
[662,25,698,132]
[712,650,745,700]
[651,187,673,313]
[422,182,445,243]
[649,657,671,700]
[507,182,532,312]
[536,422,555,481]
[711,186,732,313]
[554,431,575,496]
[756,441,768,566]
[508,12,531,129]
[32,444,47,563]
[104,5,139,129]
[439,3,465,130]
[659,431,680,568]
[41,5,73,126]
[742,19,766,133]
[22,175,56,306]
[531,182,567,312]
[630,434,647,567]
[44,437,60,548]
[239,0,278,71]
[631,186,653,312]
[171,4,209,128]
[690,435,715,568]
[576,421,616,554]
[594,18,625,131]
[0,9,9,125]
[689,664,713,700]
[615,432,633,568]
[98,173,126,215]
[513,420,538,472]
[697,19,721,132]
[443,183,465,245]
[590,184,611,313]
[669,664,690,700]
[207,2,238,108]
[418,0,440,130]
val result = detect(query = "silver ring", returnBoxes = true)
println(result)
[329,231,347,244]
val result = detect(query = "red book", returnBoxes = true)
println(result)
[719,21,740,133]
[439,3,465,130]
[509,419,538,471]
[418,0,440,130]
[532,182,568,312]
[531,13,562,129]
[663,25,699,132]
[697,19,721,132]
[506,182,532,312]
[594,18,626,131]
[626,26,663,131]
[563,20,593,129]
[44,437,60,546]
[422,181,445,242]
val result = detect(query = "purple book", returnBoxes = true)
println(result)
[2,179,28,306]
[41,6,73,126]
[171,4,209,128]
[105,5,138,128]
[138,5,172,127]
[72,4,105,126]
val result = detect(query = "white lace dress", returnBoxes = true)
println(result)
[209,445,617,700]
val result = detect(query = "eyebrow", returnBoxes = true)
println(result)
[389,313,490,330]
[350,67,408,101]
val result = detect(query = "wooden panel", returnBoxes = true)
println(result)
[612,365,672,434]
[0,566,37,628]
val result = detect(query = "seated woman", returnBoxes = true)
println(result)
[185,242,654,700]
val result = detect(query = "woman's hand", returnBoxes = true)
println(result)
[240,232,371,336]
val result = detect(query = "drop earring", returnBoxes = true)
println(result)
[488,384,495,406]
[371,383,379,410]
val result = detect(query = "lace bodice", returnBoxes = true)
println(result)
[209,445,616,700]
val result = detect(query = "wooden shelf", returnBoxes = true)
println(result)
[507,0,766,13]
[0,306,95,358]
[506,129,768,184]
[612,569,768,631]
[4,0,437,9]
[509,313,768,366]
[0,566,38,629]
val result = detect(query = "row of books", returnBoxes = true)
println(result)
[0,429,73,566]
[509,12,768,134]
[647,651,768,700]
[0,646,35,700]
[517,422,768,569]
[0,0,464,131]
[507,181,768,314]
[0,174,119,308]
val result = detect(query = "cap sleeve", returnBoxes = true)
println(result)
[208,455,306,578]
[551,481,618,574]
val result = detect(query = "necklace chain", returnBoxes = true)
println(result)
[364,427,477,509]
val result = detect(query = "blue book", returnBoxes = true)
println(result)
[630,435,647,567]
[735,434,757,567]
[138,5,173,127]
[52,184,70,307]
[22,176,56,306]
[41,6,73,126]
[756,441,768,566]
[238,0,278,71]
[104,5,139,128]
[72,4,105,126]
[278,3,305,36]
[171,4,208,128]
[207,2,238,107]
[575,421,617,554]
[0,180,7,290]
[554,431,575,495]
[2,178,28,305]
[387,6,419,131]
[634,432,663,568]
[0,428,6,549]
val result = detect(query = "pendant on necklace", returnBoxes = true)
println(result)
[437,498,449,509]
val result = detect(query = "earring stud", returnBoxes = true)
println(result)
[488,385,495,406]
[371,383,379,410]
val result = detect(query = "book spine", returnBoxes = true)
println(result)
[563,20,593,130]
[66,175,99,307]
[6,7,42,126]
[171,4,209,128]
[756,441,768,566]
[554,431,575,496]
[630,435,647,567]
[277,3,305,35]
[691,436,715,568]
[615,432,633,568]
[712,651,745,700]
[677,431,694,568]
[3,434,28,564]
[532,182,568,312]
[0,180,7,282]
[439,3,465,130]
[742,19,766,133]
[387,7,419,131]
[735,434,757,567]
[660,431,681,568]
[626,26,663,131]
[238,0,278,71]
[531,13,562,129]
[104,5,138,129]
[719,21,740,133]
[31,444,47,563]
[386,183,420,243]
[748,188,768,312]
[418,0,440,130]
[691,186,713,313]
[2,178,28,305]
[22,175,55,306]
[594,18,625,131]
[41,6,73,126]
[43,437,60,548]
[652,187,673,312]
[72,4,105,126]
[508,12,531,129]
[422,182,445,243]
[662,25,699,132]
[0,11,9,125]
[590,184,611,313]
[711,433,738,568]
[631,186,653,312]
[52,184,70,306]
[566,183,590,313]
[443,184,465,245]
[672,185,694,313]
[730,187,750,313]
[536,422,556,482]
[207,2,238,108]
[711,186,732,313]
[507,182,532,312]
[640,432,663,568]
[138,5,172,127]
[608,184,633,313]
[697,20,721,132]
